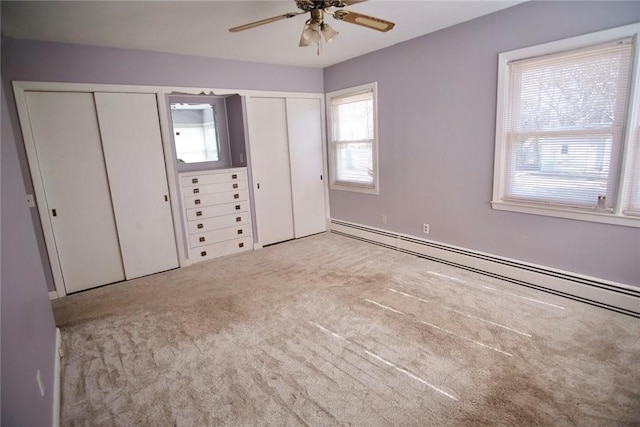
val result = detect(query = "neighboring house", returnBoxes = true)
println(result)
[2,1,640,425]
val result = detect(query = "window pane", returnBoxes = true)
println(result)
[514,44,630,132]
[334,97,373,141]
[336,142,373,185]
[507,135,614,207]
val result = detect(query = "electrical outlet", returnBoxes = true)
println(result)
[26,194,35,208]
[423,223,430,234]
[381,215,387,225]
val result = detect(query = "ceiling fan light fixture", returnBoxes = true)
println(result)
[300,21,321,45]
[320,22,339,43]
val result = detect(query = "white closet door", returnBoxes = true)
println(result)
[25,92,125,293]
[286,98,327,238]
[247,97,295,246]
[95,92,179,279]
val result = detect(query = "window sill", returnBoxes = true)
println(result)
[330,182,379,195]
[491,200,640,228]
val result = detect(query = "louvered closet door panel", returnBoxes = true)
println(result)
[95,93,179,280]
[25,92,125,293]
[286,98,327,238]
[247,97,295,246]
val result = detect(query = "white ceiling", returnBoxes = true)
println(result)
[1,1,522,68]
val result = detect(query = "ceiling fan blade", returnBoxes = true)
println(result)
[333,10,395,32]
[229,11,304,33]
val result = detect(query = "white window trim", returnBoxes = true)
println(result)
[492,22,640,228]
[326,82,379,195]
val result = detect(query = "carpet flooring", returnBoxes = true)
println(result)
[52,232,640,426]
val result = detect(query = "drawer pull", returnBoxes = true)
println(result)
[233,194,239,199]
[192,178,198,184]
[197,223,204,229]
[233,183,239,189]
[237,229,243,235]
[239,242,244,248]
[196,211,203,217]
[199,237,205,242]
[232,174,238,179]
[236,216,242,222]
[194,199,201,205]
[193,188,200,194]
[235,205,241,210]
[200,251,207,257]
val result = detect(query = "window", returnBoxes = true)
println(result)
[492,23,640,227]
[327,82,379,194]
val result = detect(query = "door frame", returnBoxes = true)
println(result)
[13,81,328,297]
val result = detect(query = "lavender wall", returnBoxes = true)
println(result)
[2,37,323,292]
[324,1,640,287]
[1,83,57,426]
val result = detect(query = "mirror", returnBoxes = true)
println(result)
[170,102,220,163]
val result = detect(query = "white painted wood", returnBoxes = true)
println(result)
[25,92,125,293]
[53,328,61,427]
[246,97,295,246]
[286,98,327,238]
[95,92,179,279]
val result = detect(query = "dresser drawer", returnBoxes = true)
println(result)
[180,170,246,187]
[187,212,250,234]
[183,180,247,196]
[189,225,251,248]
[186,201,249,221]
[194,236,252,261]
[184,190,248,209]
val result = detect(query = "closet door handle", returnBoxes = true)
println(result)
[257,183,260,189]
[51,208,57,217]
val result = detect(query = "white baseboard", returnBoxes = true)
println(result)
[48,291,58,300]
[53,328,61,427]
[330,219,640,317]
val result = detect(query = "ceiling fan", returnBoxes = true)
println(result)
[229,1,395,51]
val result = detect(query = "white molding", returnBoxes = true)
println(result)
[11,81,324,100]
[48,291,58,300]
[491,201,640,228]
[329,219,640,317]
[53,327,61,427]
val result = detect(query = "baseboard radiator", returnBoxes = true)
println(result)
[330,219,640,318]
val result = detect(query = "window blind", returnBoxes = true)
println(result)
[331,89,375,185]
[625,99,640,216]
[502,37,634,211]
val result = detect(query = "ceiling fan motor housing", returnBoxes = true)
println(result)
[295,1,348,12]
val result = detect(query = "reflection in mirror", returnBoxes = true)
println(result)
[170,103,220,163]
